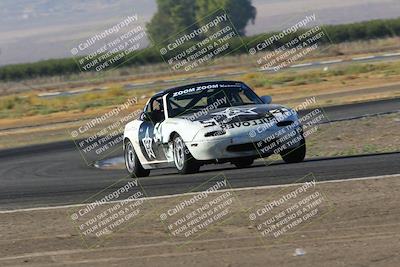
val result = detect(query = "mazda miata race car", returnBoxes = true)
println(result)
[123,81,306,177]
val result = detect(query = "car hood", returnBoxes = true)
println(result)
[164,104,298,142]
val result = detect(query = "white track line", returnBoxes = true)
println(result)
[226,71,246,75]
[319,59,343,64]
[0,174,398,214]
[383,52,400,57]
[291,63,313,68]
[352,56,376,61]
[37,92,62,97]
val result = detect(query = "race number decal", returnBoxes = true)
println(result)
[138,122,167,161]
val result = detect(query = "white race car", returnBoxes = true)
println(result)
[123,81,305,177]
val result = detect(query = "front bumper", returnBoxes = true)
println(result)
[186,125,304,161]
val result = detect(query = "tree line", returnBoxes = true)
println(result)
[1,17,400,81]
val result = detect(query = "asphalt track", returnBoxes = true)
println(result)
[300,96,400,122]
[0,98,399,210]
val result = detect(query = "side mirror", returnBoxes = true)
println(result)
[260,95,272,104]
[141,112,152,121]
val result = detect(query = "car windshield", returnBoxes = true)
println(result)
[167,84,263,118]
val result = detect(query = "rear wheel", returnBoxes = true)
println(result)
[124,140,150,177]
[232,158,254,168]
[281,136,306,163]
[173,135,200,174]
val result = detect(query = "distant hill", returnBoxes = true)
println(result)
[0,0,399,65]
[249,0,400,34]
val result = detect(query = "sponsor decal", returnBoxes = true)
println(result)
[172,84,219,97]
[199,107,292,130]
[212,107,258,120]
[200,117,276,130]
[269,108,291,116]
[268,108,293,122]
[221,118,275,130]
[171,83,242,97]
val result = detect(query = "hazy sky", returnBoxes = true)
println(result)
[0,0,399,65]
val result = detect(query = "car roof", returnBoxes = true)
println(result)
[152,80,246,98]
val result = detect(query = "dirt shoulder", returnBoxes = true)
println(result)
[0,175,399,266]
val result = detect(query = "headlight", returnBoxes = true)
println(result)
[277,121,294,127]
[204,130,226,137]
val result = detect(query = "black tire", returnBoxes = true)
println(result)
[281,136,306,163]
[173,135,200,174]
[232,158,254,168]
[124,140,150,177]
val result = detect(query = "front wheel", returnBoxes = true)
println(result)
[124,140,150,177]
[173,135,200,174]
[281,136,306,163]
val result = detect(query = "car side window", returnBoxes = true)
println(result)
[144,96,165,123]
[237,89,254,104]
